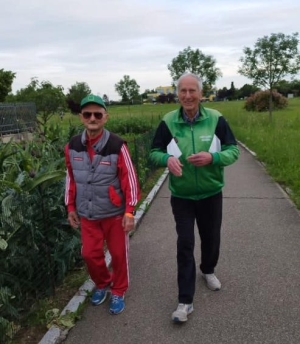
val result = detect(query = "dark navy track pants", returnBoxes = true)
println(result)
[171,192,223,304]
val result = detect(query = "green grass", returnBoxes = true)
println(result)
[213,98,300,208]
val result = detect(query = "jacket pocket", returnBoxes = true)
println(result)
[108,185,122,207]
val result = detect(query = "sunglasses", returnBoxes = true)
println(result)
[82,111,105,120]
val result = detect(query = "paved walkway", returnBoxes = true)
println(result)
[62,145,300,344]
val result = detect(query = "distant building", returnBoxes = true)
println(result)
[155,86,176,95]
[146,86,176,103]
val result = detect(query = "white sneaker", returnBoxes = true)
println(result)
[171,303,194,323]
[202,273,221,291]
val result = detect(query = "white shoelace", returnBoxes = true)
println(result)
[111,295,121,304]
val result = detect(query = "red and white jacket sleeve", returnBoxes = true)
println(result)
[118,143,140,213]
[64,144,77,213]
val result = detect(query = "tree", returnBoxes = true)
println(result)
[66,82,91,114]
[156,93,167,104]
[115,75,140,102]
[216,87,228,100]
[102,94,109,105]
[238,32,300,120]
[34,81,66,125]
[237,84,260,99]
[227,82,237,100]
[274,79,292,97]
[290,79,300,96]
[35,81,66,125]
[0,69,16,102]
[15,78,66,125]
[15,77,39,102]
[166,92,176,103]
[167,46,222,95]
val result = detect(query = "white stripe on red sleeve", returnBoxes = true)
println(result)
[121,144,139,206]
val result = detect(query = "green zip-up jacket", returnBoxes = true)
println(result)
[150,105,240,200]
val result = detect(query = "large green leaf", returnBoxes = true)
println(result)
[23,170,66,192]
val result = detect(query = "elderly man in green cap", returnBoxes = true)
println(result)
[64,94,140,315]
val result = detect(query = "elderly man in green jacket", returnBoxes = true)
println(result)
[150,72,239,323]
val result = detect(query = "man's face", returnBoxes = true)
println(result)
[80,103,108,135]
[177,76,202,115]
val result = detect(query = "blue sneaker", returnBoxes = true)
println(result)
[91,288,108,306]
[109,294,125,314]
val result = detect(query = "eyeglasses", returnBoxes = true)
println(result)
[82,111,105,120]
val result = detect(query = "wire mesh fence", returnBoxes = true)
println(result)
[0,102,36,135]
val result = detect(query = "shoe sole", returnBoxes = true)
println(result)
[91,290,108,306]
[205,283,221,291]
[172,316,188,323]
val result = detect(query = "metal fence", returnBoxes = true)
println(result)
[0,102,36,135]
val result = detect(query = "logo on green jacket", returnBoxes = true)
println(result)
[199,135,212,141]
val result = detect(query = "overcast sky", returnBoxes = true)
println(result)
[1,0,300,100]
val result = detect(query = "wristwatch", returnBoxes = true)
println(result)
[128,210,136,216]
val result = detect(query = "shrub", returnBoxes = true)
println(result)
[244,90,288,112]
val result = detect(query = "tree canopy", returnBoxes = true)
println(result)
[0,69,16,102]
[238,32,300,89]
[102,94,109,105]
[66,82,91,114]
[168,46,222,95]
[238,32,300,118]
[115,75,140,102]
[14,78,66,124]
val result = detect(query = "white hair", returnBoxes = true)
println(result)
[176,72,203,95]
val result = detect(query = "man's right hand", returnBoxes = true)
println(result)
[68,211,80,229]
[167,156,183,176]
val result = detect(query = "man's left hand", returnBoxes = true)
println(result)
[122,214,135,232]
[187,152,212,166]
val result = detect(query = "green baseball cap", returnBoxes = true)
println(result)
[80,94,107,111]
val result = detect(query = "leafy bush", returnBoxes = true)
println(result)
[0,124,82,343]
[244,90,288,112]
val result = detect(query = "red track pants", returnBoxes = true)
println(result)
[80,215,129,296]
